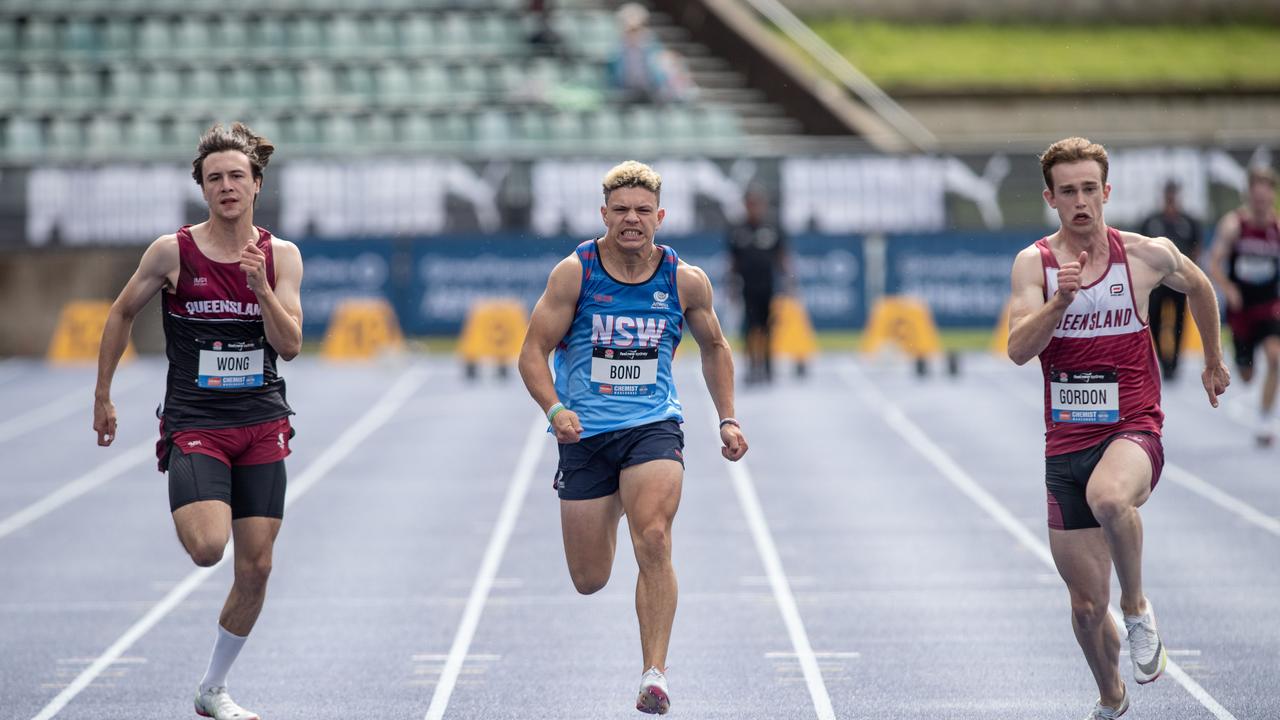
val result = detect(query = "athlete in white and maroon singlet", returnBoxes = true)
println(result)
[1008,137,1229,720]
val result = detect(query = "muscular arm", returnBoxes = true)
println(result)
[679,263,747,460]
[518,256,584,442]
[94,235,177,445]
[1134,235,1230,406]
[246,239,303,360]
[1208,213,1241,311]
[1007,246,1070,366]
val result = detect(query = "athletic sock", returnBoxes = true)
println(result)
[199,624,248,692]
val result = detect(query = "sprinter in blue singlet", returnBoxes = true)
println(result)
[520,161,748,715]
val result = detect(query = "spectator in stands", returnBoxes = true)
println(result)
[1139,179,1202,380]
[607,3,695,104]
[727,186,791,384]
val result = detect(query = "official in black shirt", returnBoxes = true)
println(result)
[727,188,789,384]
[1139,180,1202,380]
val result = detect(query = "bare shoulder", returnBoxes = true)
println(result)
[544,252,584,301]
[1011,243,1046,282]
[1120,230,1178,274]
[676,260,711,304]
[140,233,179,267]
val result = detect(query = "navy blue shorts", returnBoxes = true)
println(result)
[554,419,684,500]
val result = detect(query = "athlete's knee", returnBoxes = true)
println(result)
[1088,492,1134,525]
[569,567,611,595]
[186,541,226,568]
[634,523,672,563]
[1070,595,1109,630]
[234,554,273,591]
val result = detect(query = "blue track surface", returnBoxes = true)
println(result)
[0,353,1274,719]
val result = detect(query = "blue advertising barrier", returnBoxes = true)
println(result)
[301,233,867,336]
[884,231,1033,328]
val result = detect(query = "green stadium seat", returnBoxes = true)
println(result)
[400,113,434,148]
[5,116,44,159]
[190,68,222,103]
[282,113,321,147]
[262,66,298,104]
[473,108,513,149]
[0,22,17,61]
[176,17,210,54]
[87,115,121,155]
[365,15,398,54]
[299,64,335,105]
[124,116,164,152]
[548,111,582,147]
[252,17,287,51]
[0,69,15,108]
[366,113,395,146]
[107,66,143,108]
[340,65,376,102]
[661,105,697,142]
[145,68,183,106]
[623,105,660,142]
[288,17,324,56]
[137,17,172,58]
[100,18,134,60]
[64,68,101,107]
[215,17,249,52]
[698,105,742,139]
[375,63,413,103]
[49,117,83,155]
[21,18,58,57]
[324,114,358,147]
[328,15,361,57]
[454,63,488,100]
[415,63,450,103]
[434,112,469,146]
[62,18,99,58]
[585,107,623,146]
[225,67,258,103]
[22,69,60,108]
[438,13,472,56]
[400,15,435,51]
[515,109,549,143]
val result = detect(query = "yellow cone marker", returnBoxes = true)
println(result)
[47,301,134,364]
[861,295,942,358]
[321,298,404,360]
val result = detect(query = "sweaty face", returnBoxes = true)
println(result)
[601,186,664,250]
[1044,160,1110,237]
[201,150,260,221]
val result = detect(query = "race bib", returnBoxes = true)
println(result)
[590,347,658,396]
[197,338,264,390]
[1050,369,1119,423]
[1233,255,1277,285]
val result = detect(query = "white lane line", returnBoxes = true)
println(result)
[0,440,154,542]
[718,413,836,720]
[1000,365,1280,541]
[839,363,1239,720]
[423,411,546,720]
[0,373,145,444]
[30,365,430,720]
[1162,464,1280,537]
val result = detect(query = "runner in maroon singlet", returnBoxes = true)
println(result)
[93,123,303,720]
[1008,137,1229,720]
[1208,166,1280,446]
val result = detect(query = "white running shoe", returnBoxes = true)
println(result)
[1083,687,1129,719]
[1124,599,1168,684]
[194,686,260,720]
[635,666,670,715]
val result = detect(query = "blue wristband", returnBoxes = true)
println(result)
[547,402,566,422]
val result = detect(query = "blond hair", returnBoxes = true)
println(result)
[192,122,275,186]
[1039,136,1108,191]
[602,160,661,202]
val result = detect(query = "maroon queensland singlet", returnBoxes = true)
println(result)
[160,225,292,432]
[1227,209,1280,308]
[1037,227,1163,456]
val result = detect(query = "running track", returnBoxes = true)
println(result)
[0,353,1275,719]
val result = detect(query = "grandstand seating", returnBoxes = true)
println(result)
[0,2,778,161]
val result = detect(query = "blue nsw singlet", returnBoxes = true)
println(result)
[553,239,684,438]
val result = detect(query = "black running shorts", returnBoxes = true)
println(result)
[1045,431,1164,531]
[167,446,287,519]
[554,419,684,500]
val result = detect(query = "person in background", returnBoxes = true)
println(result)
[727,186,790,384]
[1139,179,1202,380]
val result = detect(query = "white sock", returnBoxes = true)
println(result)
[199,624,248,692]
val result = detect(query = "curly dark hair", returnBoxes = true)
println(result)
[191,122,275,186]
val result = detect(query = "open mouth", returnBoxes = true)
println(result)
[1072,213,1090,222]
